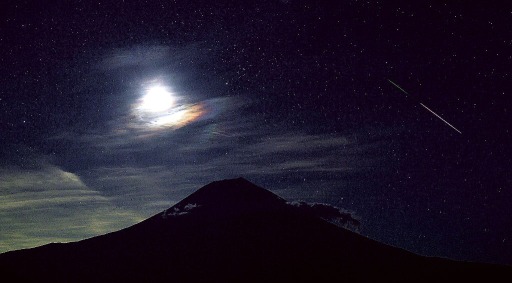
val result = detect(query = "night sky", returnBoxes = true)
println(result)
[1,0,511,265]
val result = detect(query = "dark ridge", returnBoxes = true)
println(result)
[1,178,511,283]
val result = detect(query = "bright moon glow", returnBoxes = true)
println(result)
[133,82,206,130]
[139,86,175,113]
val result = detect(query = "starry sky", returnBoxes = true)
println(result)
[1,0,511,265]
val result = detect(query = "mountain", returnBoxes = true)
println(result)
[1,178,511,282]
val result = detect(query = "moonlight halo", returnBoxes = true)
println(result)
[132,80,206,130]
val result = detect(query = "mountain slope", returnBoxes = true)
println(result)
[1,178,511,282]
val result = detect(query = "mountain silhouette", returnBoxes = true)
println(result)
[1,178,511,282]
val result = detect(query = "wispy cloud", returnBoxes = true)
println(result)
[0,156,144,253]
[99,45,172,71]
[66,125,386,215]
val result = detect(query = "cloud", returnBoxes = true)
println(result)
[288,201,360,232]
[99,45,172,70]
[0,154,144,253]
[61,125,385,218]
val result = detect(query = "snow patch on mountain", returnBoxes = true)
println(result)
[162,203,201,219]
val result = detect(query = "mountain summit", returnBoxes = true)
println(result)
[1,178,511,282]
[166,177,286,215]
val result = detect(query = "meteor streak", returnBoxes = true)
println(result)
[419,103,462,134]
[387,79,409,95]
[387,79,462,134]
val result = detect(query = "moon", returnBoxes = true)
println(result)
[139,86,175,113]
[133,81,205,130]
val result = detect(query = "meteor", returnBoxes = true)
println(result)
[419,103,462,134]
[387,79,462,134]
[387,79,409,95]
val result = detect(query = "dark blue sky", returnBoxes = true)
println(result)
[1,0,510,265]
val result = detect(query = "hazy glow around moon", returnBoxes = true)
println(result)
[132,80,206,131]
[150,104,205,128]
[139,86,175,113]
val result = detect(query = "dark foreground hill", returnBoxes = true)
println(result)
[1,178,511,282]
